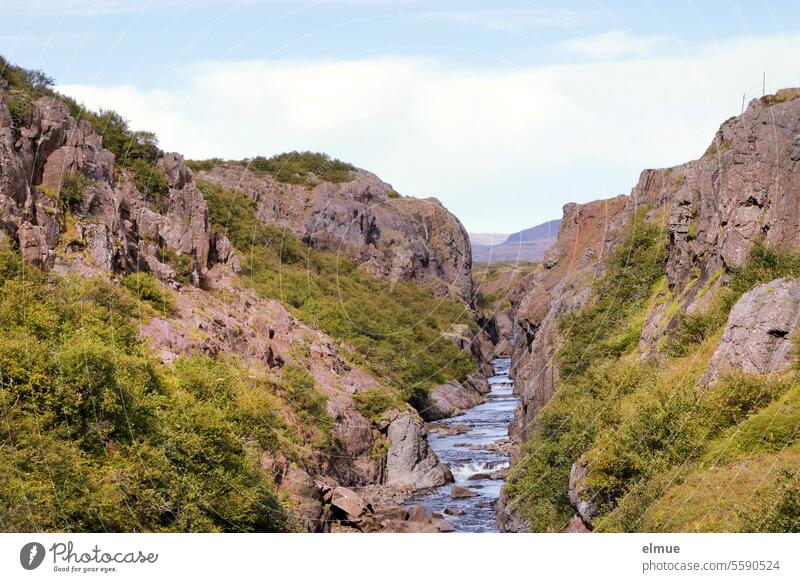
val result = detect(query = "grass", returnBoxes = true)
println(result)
[200,180,477,407]
[504,217,800,532]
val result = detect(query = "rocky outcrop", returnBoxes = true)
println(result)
[702,277,800,385]
[508,196,628,449]
[421,373,490,421]
[0,83,239,284]
[198,165,474,303]
[382,410,454,490]
[0,80,471,532]
[568,456,599,525]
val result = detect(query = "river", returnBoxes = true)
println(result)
[408,357,519,532]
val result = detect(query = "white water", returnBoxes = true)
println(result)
[407,357,519,532]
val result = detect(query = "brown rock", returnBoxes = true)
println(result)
[330,487,371,520]
[451,485,478,499]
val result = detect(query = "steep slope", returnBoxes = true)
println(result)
[498,89,800,533]
[0,60,481,532]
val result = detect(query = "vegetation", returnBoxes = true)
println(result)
[505,220,800,532]
[245,151,354,185]
[0,251,297,531]
[472,261,538,316]
[200,180,476,406]
[1,55,168,206]
[120,272,176,315]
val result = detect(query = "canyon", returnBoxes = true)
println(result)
[2,55,799,533]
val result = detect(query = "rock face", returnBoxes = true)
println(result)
[0,83,239,285]
[703,277,800,384]
[568,456,599,525]
[198,165,474,303]
[508,196,628,450]
[499,89,800,530]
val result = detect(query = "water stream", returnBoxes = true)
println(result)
[408,357,519,532]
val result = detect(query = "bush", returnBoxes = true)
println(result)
[120,272,176,314]
[0,252,294,532]
[558,211,667,377]
[246,151,354,185]
[353,389,400,421]
[58,172,89,209]
[741,469,800,532]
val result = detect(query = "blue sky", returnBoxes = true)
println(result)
[3,0,800,232]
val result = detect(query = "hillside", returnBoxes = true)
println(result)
[471,219,560,263]
[0,57,494,533]
[497,88,800,533]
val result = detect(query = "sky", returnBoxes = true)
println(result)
[3,0,800,233]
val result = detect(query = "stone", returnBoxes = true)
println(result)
[451,485,478,499]
[566,514,591,533]
[384,412,453,490]
[329,487,370,520]
[568,456,599,524]
[444,506,464,516]
[422,379,485,421]
[467,473,491,481]
[17,223,49,268]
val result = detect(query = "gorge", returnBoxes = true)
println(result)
[1,54,799,534]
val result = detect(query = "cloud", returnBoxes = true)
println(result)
[558,30,666,59]
[57,34,800,232]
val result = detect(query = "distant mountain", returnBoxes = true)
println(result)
[471,219,561,263]
[469,232,510,247]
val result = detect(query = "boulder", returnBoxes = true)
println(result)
[444,506,464,516]
[494,311,514,339]
[384,411,453,490]
[17,222,49,268]
[329,487,370,521]
[422,379,484,421]
[451,485,477,499]
[703,278,800,385]
[495,339,513,357]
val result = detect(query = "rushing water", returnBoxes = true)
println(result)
[408,357,519,532]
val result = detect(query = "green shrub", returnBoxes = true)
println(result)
[741,469,800,532]
[187,158,224,172]
[246,151,354,185]
[120,272,176,314]
[156,246,194,285]
[58,172,89,209]
[728,241,800,297]
[353,389,400,421]
[0,252,294,532]
[557,211,667,377]
[127,157,169,203]
[664,309,724,356]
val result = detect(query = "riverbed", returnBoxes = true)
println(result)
[408,357,519,532]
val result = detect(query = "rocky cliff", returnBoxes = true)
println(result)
[499,89,800,532]
[198,164,474,304]
[0,72,480,532]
